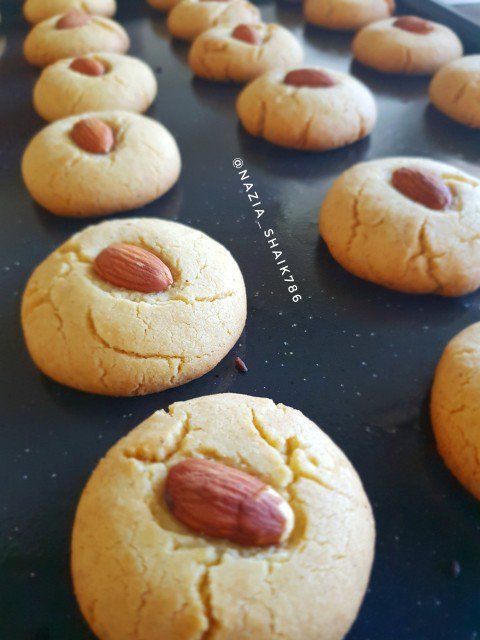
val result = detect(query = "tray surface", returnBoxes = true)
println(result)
[1,2,480,639]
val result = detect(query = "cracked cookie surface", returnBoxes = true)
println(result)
[23,0,116,24]
[236,67,376,151]
[431,323,480,500]
[304,0,394,31]
[352,17,463,75]
[21,219,247,396]
[319,157,480,296]
[167,0,261,42]
[71,392,375,640]
[188,23,302,84]
[22,110,181,217]
[23,12,129,67]
[430,55,480,129]
[34,53,157,122]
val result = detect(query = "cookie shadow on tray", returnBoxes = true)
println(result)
[302,24,352,57]
[349,60,430,100]
[236,124,371,180]
[423,104,480,164]
[191,77,239,114]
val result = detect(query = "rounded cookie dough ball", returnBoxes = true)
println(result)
[430,55,480,129]
[167,0,261,42]
[22,111,180,217]
[71,392,375,639]
[34,53,157,121]
[23,0,116,24]
[319,157,480,296]
[431,324,480,500]
[353,16,463,75]
[189,23,303,83]
[23,10,129,67]
[22,221,247,396]
[236,67,376,151]
[305,0,395,31]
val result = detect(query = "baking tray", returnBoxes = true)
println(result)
[1,1,480,638]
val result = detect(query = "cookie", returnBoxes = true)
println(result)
[352,16,463,75]
[430,55,480,129]
[189,23,303,83]
[305,0,395,31]
[71,392,375,639]
[23,10,129,68]
[22,220,247,396]
[33,53,157,121]
[22,111,180,217]
[23,0,116,24]
[167,0,261,42]
[431,323,480,500]
[319,157,480,296]
[236,67,376,151]
[146,0,180,12]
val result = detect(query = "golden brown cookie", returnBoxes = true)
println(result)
[167,0,261,42]
[431,323,480,500]
[22,111,180,217]
[430,55,480,128]
[352,16,463,75]
[189,23,303,83]
[71,392,375,639]
[23,10,129,67]
[236,67,377,151]
[146,0,181,12]
[33,53,157,121]
[305,0,395,31]
[319,157,480,296]
[23,0,116,24]
[22,221,247,396]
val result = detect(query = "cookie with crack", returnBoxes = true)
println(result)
[189,22,303,83]
[23,10,129,67]
[23,0,116,24]
[352,16,463,75]
[33,53,157,122]
[319,157,480,296]
[305,0,394,31]
[430,55,480,129]
[431,324,480,500]
[236,67,376,151]
[167,0,261,42]
[71,392,375,639]
[21,220,247,396]
[22,111,180,217]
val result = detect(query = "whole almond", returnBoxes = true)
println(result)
[394,16,434,34]
[165,458,294,546]
[392,168,452,210]
[71,118,115,154]
[56,10,91,29]
[94,243,174,293]
[284,68,336,88]
[232,24,262,45]
[70,57,106,77]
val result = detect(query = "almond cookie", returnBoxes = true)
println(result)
[431,324,480,500]
[167,0,261,42]
[305,0,395,31]
[189,23,303,83]
[353,16,463,75]
[23,0,116,24]
[33,53,157,121]
[22,111,180,217]
[22,221,247,396]
[23,10,129,68]
[236,67,376,151]
[71,392,375,639]
[319,157,480,296]
[430,55,480,129]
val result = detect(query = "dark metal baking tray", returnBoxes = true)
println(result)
[1,1,480,638]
